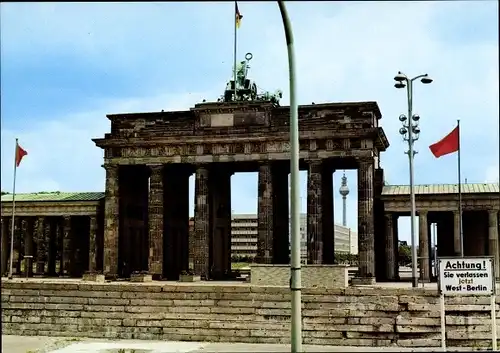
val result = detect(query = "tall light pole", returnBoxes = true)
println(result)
[278,2,302,352]
[394,71,433,288]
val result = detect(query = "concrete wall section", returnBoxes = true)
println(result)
[250,264,348,288]
[2,281,499,348]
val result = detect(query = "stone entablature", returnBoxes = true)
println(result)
[381,184,500,213]
[383,198,500,213]
[93,101,389,165]
[1,201,101,217]
[96,138,380,165]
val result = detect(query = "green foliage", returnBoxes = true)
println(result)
[399,243,412,266]
[334,252,358,265]
[231,255,255,263]
[1,191,8,195]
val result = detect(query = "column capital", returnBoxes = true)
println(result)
[148,164,164,177]
[102,164,118,171]
[147,163,163,169]
[195,165,209,174]
[384,212,393,222]
[357,157,374,166]
[418,210,428,216]
[488,209,499,216]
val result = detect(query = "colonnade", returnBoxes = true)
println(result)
[382,209,500,281]
[102,158,378,281]
[0,215,97,277]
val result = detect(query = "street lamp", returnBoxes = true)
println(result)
[394,71,433,288]
[278,2,302,352]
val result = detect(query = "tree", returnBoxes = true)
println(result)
[398,243,412,266]
[334,252,358,265]
[1,191,8,196]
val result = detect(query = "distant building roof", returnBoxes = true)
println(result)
[382,183,499,196]
[0,192,105,203]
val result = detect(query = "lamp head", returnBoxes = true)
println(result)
[412,114,420,122]
[399,114,407,122]
[394,72,407,82]
[421,74,433,84]
[394,82,406,89]
[413,126,421,135]
[399,127,408,135]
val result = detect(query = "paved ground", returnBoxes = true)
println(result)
[1,335,477,353]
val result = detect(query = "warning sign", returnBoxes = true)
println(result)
[438,257,495,296]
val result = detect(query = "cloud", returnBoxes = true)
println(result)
[485,164,499,183]
[1,1,497,243]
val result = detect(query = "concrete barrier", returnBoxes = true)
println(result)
[1,280,499,348]
[250,265,349,288]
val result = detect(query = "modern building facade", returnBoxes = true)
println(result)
[228,213,358,261]
[188,213,357,263]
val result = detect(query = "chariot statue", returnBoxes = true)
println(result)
[220,52,282,105]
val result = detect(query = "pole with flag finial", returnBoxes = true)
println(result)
[8,139,27,279]
[233,1,242,101]
[457,119,463,257]
[429,121,461,256]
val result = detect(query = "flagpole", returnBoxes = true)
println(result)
[233,1,238,101]
[457,119,463,257]
[8,138,18,280]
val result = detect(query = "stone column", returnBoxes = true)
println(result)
[57,219,64,276]
[419,210,430,282]
[272,165,289,264]
[307,160,323,264]
[257,163,273,264]
[355,158,375,283]
[193,166,210,279]
[13,217,22,274]
[453,210,461,256]
[24,218,34,277]
[103,164,120,278]
[488,210,499,279]
[35,217,46,275]
[1,217,9,276]
[47,219,57,276]
[393,214,400,280]
[148,164,164,279]
[321,166,334,264]
[384,213,395,280]
[62,215,72,276]
[210,168,232,279]
[88,215,98,273]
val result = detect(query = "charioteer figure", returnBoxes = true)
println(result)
[220,52,282,105]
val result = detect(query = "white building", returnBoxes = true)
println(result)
[230,213,357,260]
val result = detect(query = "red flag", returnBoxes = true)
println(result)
[15,143,28,167]
[429,126,459,158]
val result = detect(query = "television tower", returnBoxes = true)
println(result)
[339,172,349,226]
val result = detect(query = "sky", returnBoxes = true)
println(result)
[1,1,498,243]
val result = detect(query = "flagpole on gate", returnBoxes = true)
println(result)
[233,1,240,101]
[457,119,463,257]
[8,139,19,280]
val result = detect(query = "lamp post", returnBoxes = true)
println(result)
[278,2,302,352]
[394,71,433,288]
